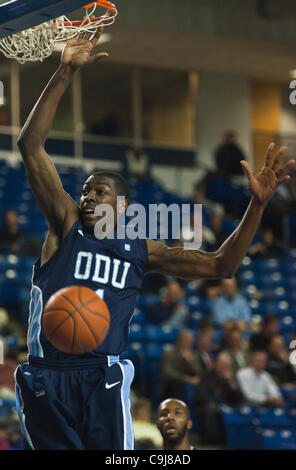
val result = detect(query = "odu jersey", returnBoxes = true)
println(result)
[27,219,148,363]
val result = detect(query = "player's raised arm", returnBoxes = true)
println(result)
[17,27,108,234]
[147,144,295,280]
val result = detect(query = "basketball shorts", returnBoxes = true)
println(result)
[14,357,134,450]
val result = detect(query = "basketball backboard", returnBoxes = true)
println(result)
[0,0,90,39]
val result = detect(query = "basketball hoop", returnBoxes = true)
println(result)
[0,1,117,64]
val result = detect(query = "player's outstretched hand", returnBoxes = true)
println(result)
[240,143,295,205]
[61,24,108,71]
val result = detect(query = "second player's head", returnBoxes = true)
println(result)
[80,171,130,234]
[156,398,192,450]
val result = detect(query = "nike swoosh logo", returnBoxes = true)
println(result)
[78,230,84,237]
[105,381,120,390]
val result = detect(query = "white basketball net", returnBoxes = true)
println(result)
[0,1,117,64]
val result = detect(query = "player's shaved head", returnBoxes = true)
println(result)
[157,398,190,418]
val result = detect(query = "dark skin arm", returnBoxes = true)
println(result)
[17,27,108,265]
[147,144,295,280]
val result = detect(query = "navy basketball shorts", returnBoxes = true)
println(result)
[14,357,135,450]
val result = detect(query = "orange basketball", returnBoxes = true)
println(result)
[42,286,110,355]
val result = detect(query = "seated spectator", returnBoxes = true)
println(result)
[160,330,200,402]
[132,398,162,450]
[218,319,245,350]
[196,324,215,374]
[214,130,245,179]
[157,399,198,450]
[0,338,17,394]
[266,335,296,387]
[192,176,225,215]
[0,210,42,257]
[237,350,284,407]
[203,212,228,252]
[195,352,244,445]
[0,417,12,451]
[0,307,26,344]
[212,278,251,327]
[249,314,280,352]
[248,227,284,259]
[222,326,249,374]
[200,279,221,302]
[147,281,189,329]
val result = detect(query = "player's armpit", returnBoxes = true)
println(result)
[146,239,227,280]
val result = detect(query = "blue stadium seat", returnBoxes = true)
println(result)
[143,342,167,360]
[261,428,296,450]
[256,407,291,427]
[129,324,146,342]
[280,316,296,333]
[220,405,261,450]
[189,310,206,329]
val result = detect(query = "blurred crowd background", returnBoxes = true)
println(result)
[0,0,296,450]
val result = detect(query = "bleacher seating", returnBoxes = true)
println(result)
[221,406,296,449]
[1,158,296,449]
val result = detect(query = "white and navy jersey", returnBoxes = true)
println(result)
[27,220,148,364]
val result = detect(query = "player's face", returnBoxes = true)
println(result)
[157,400,191,444]
[80,175,118,233]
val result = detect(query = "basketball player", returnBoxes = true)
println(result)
[15,26,295,450]
[157,399,198,450]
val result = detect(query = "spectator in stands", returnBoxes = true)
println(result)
[248,226,284,259]
[0,417,12,451]
[214,130,245,179]
[192,176,225,215]
[196,324,215,375]
[203,212,228,252]
[157,399,198,450]
[147,281,189,329]
[237,350,284,407]
[0,306,26,343]
[249,314,280,352]
[200,279,221,302]
[123,147,151,181]
[0,338,17,394]
[218,319,240,350]
[222,326,249,374]
[132,398,162,450]
[266,335,296,387]
[0,210,42,257]
[160,330,200,402]
[212,278,251,327]
[195,352,244,445]
[263,157,296,238]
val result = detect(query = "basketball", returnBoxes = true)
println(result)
[42,286,110,355]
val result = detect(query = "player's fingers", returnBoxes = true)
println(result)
[272,146,287,171]
[264,142,275,168]
[240,160,254,180]
[267,169,277,190]
[277,175,290,187]
[90,52,109,63]
[276,159,296,179]
[90,25,104,45]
